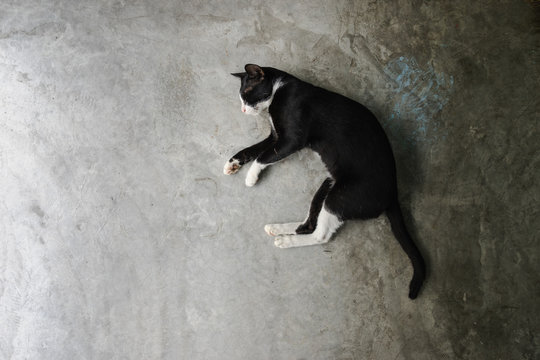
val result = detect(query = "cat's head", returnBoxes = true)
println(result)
[231,64,274,115]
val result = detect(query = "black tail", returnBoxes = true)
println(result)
[386,200,426,299]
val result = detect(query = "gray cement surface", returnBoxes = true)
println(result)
[1,1,539,359]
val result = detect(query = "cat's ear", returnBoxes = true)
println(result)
[245,64,264,79]
[231,72,245,78]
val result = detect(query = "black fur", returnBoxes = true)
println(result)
[228,64,426,299]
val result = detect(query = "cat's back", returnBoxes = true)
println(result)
[299,82,385,138]
[270,70,389,146]
[295,79,393,161]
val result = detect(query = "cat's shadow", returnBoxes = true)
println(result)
[380,111,431,290]
[389,117,430,281]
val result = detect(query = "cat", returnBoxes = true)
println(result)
[224,64,426,299]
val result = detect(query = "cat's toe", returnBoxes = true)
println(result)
[264,224,275,236]
[223,159,241,175]
[274,236,292,248]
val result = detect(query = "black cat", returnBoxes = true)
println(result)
[224,64,426,299]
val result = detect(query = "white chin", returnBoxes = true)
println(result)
[244,108,259,115]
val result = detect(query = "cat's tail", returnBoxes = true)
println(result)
[386,200,426,300]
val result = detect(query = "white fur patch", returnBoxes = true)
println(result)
[240,95,258,115]
[273,207,342,248]
[245,161,267,187]
[239,79,284,116]
[268,114,277,134]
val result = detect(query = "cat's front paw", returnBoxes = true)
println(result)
[245,171,259,187]
[245,161,265,187]
[223,159,241,175]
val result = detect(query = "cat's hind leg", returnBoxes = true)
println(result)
[264,222,303,236]
[274,206,343,248]
[295,177,333,234]
[264,178,334,236]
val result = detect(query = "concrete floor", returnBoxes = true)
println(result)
[1,1,538,359]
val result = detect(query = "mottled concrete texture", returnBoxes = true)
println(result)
[1,1,539,359]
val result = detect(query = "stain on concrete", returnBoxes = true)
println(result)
[31,205,45,218]
[384,56,454,146]
[31,204,48,228]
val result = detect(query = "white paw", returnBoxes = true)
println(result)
[245,161,264,187]
[265,223,302,236]
[223,159,241,175]
[245,172,258,187]
[274,235,293,248]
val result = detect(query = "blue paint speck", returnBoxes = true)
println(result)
[383,56,454,146]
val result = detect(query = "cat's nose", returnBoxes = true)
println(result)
[242,107,246,113]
